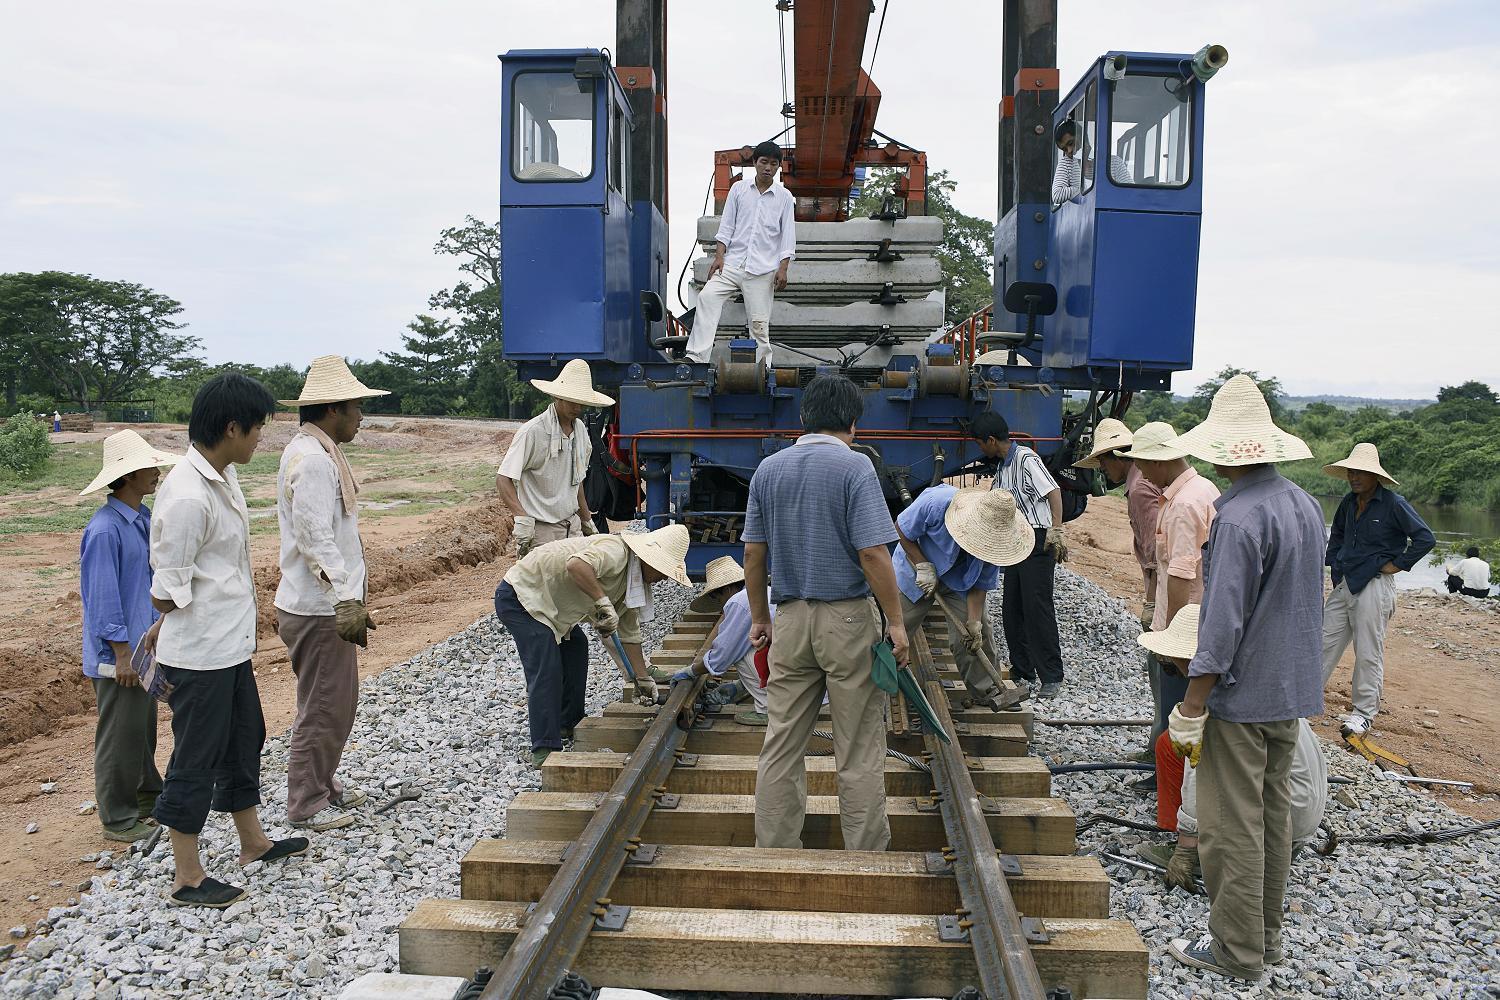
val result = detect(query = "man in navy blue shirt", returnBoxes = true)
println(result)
[1320,443,1433,736]
[79,430,180,842]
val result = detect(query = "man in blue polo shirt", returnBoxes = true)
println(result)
[1319,442,1433,737]
[893,483,1035,711]
[744,374,906,852]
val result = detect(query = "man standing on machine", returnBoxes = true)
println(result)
[685,140,796,368]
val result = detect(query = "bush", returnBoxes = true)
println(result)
[0,413,52,476]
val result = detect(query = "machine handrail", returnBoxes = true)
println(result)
[942,303,995,364]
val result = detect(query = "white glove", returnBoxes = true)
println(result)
[914,562,938,597]
[513,515,536,557]
[961,619,985,653]
[634,675,658,706]
[591,596,620,635]
[1168,704,1206,766]
[1044,526,1069,562]
[579,516,598,536]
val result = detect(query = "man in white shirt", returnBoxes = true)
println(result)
[1051,119,1132,205]
[150,373,307,909]
[274,356,389,832]
[972,412,1068,698]
[686,140,797,367]
[1457,546,1492,598]
[498,359,614,559]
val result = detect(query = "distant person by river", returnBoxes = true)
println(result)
[1455,547,1493,599]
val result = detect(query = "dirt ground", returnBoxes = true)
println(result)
[1,437,1496,938]
[1069,496,1500,820]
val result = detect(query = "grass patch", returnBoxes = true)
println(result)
[0,507,97,536]
[0,445,104,495]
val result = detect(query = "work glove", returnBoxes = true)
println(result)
[633,675,658,707]
[914,562,938,597]
[670,668,696,685]
[591,596,620,635]
[704,680,743,710]
[1044,526,1069,563]
[960,619,985,653]
[1164,842,1202,893]
[513,515,536,558]
[1140,600,1156,631]
[579,516,598,536]
[334,599,376,648]
[1168,704,1206,767]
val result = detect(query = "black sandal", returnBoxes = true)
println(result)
[169,877,245,908]
[248,837,310,866]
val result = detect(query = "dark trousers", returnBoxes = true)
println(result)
[153,661,265,836]
[1147,651,1192,749]
[92,677,163,832]
[1000,528,1065,684]
[495,582,588,751]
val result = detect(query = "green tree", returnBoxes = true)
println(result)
[1437,380,1497,405]
[1187,367,1288,424]
[383,315,462,414]
[852,169,994,324]
[0,271,201,410]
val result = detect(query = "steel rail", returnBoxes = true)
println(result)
[480,677,703,1000]
[910,627,1048,1000]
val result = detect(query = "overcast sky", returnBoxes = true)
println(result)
[3,0,1497,397]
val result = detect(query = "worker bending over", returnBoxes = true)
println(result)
[1162,375,1325,983]
[1137,605,1328,892]
[893,483,1034,712]
[494,524,690,767]
[667,556,775,726]
[1320,443,1433,737]
[686,140,796,367]
[745,374,907,852]
[497,360,614,559]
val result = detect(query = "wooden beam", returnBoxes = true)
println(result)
[400,899,1148,998]
[460,839,1109,918]
[570,716,1029,757]
[504,791,1076,854]
[542,751,1050,798]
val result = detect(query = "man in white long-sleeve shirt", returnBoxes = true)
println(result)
[275,356,388,832]
[686,140,796,366]
[1051,119,1132,205]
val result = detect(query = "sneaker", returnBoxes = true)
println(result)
[289,805,355,832]
[103,820,156,843]
[1134,841,1174,870]
[1036,682,1062,700]
[1129,747,1156,764]
[1168,933,1260,982]
[330,786,367,810]
[1130,774,1158,796]
[529,748,553,769]
[734,710,768,727]
[1340,713,1371,737]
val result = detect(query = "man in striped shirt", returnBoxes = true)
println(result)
[973,413,1068,698]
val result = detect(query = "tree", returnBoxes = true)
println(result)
[382,315,462,414]
[0,271,201,410]
[1437,380,1497,405]
[852,169,995,324]
[1188,367,1288,423]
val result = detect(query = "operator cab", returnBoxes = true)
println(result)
[1043,49,1223,378]
[499,50,644,369]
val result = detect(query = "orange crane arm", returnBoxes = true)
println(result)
[787,0,876,220]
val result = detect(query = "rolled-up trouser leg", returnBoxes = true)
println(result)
[211,661,266,816]
[755,600,826,849]
[153,661,260,835]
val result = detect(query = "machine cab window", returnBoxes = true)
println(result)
[512,71,595,181]
[1110,73,1193,187]
[1051,79,1098,208]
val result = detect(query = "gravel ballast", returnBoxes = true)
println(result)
[2,563,1496,999]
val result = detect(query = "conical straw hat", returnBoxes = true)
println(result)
[530,359,614,408]
[1323,442,1398,487]
[279,355,391,406]
[944,485,1036,567]
[1137,603,1199,660]
[1118,421,1187,461]
[690,555,746,613]
[80,430,180,496]
[1074,418,1134,469]
[1168,374,1311,467]
[622,523,691,586]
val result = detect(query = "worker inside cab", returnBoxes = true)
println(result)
[1051,119,1131,206]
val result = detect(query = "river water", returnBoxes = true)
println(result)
[1314,494,1499,592]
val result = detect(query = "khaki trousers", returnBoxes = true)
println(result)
[754,597,889,851]
[899,587,999,701]
[1198,716,1298,979]
[534,515,583,546]
[1321,575,1396,721]
[686,267,775,366]
[278,610,360,821]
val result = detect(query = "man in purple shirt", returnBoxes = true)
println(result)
[79,430,180,842]
[1159,375,1326,983]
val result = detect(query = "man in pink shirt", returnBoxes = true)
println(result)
[1122,422,1220,777]
[1076,418,1162,629]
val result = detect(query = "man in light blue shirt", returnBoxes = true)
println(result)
[666,556,777,726]
[893,484,1035,710]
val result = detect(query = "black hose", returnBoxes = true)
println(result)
[1050,762,1155,775]
[1074,812,1165,835]
[1314,817,1500,856]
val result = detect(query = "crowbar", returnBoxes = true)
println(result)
[1379,771,1474,791]
[931,592,1015,706]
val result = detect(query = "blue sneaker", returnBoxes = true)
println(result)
[1167,934,1260,982]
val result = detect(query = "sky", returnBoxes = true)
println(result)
[3,0,1498,398]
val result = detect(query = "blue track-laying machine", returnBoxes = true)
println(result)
[498,1,1226,577]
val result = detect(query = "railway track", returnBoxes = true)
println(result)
[398,607,1148,999]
